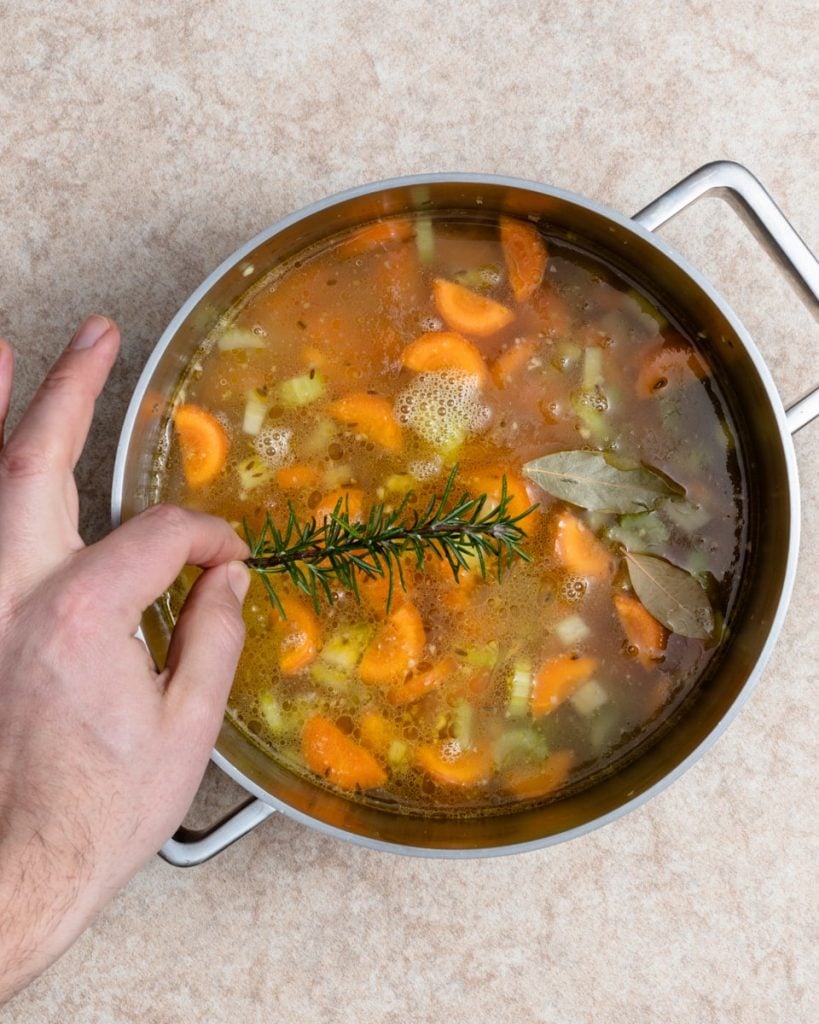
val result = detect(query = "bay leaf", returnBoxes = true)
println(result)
[625,552,714,639]
[522,450,678,514]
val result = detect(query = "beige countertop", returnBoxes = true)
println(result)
[2,2,817,1021]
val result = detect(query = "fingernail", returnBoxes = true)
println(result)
[70,314,111,350]
[227,561,251,603]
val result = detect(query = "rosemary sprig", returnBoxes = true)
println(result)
[243,466,535,616]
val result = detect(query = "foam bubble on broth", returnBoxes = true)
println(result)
[254,426,293,467]
[395,370,491,447]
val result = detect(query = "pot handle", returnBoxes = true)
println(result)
[633,160,819,435]
[159,797,277,867]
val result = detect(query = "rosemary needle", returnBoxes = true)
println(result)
[243,466,536,616]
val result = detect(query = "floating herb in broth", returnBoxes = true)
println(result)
[157,210,748,817]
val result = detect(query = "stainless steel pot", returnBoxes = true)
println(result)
[111,162,818,865]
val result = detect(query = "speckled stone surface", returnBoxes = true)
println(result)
[1,2,817,1021]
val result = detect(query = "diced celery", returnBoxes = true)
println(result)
[608,511,670,554]
[571,393,610,441]
[507,658,533,718]
[686,548,711,581]
[242,388,269,436]
[237,455,274,493]
[278,372,326,408]
[554,614,590,646]
[662,497,711,532]
[387,739,410,766]
[384,473,416,496]
[582,347,604,390]
[309,661,350,690]
[624,287,669,331]
[493,727,549,768]
[454,264,503,292]
[320,625,371,675]
[589,704,622,750]
[259,693,285,733]
[462,641,499,669]
[554,341,582,371]
[217,326,267,351]
[570,679,609,716]
[322,462,354,489]
[415,216,435,264]
[452,700,473,750]
[303,418,337,456]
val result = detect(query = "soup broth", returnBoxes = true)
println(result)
[157,211,747,817]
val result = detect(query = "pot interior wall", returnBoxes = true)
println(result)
[124,179,792,850]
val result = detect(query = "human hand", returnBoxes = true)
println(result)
[0,317,250,1002]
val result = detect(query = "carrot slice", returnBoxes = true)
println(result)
[504,749,574,798]
[276,464,321,490]
[614,592,668,666]
[173,404,229,487]
[554,512,614,580]
[335,218,414,259]
[357,563,413,618]
[416,743,493,787]
[302,715,387,790]
[531,654,598,717]
[274,595,322,675]
[491,338,538,388]
[401,331,489,383]
[358,711,400,756]
[387,656,458,706]
[313,488,365,525]
[358,603,426,686]
[530,287,573,336]
[500,217,548,302]
[432,278,514,337]
[466,467,536,526]
[636,340,709,397]
[328,393,403,453]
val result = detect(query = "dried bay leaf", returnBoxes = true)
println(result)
[522,450,679,514]
[625,552,714,639]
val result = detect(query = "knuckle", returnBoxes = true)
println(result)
[0,440,52,480]
[40,364,93,400]
[140,502,190,535]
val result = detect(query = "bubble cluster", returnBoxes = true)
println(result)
[253,426,293,467]
[395,371,491,448]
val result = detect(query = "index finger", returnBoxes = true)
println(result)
[78,504,250,628]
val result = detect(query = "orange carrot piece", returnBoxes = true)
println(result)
[441,570,479,612]
[276,464,321,490]
[614,592,668,666]
[328,393,403,453]
[173,404,229,487]
[302,715,387,790]
[358,710,400,756]
[416,743,493,787]
[531,654,598,717]
[358,603,426,686]
[357,558,414,617]
[335,218,415,259]
[636,340,709,397]
[530,287,573,336]
[401,331,489,383]
[432,278,514,337]
[500,217,548,302]
[554,512,614,580]
[387,656,458,706]
[313,488,365,525]
[274,595,322,675]
[504,749,574,799]
[490,338,538,388]
[467,467,536,526]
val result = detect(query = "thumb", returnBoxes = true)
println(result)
[163,561,251,731]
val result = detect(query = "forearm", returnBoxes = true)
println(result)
[0,802,95,1004]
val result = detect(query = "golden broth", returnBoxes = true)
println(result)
[157,211,747,817]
